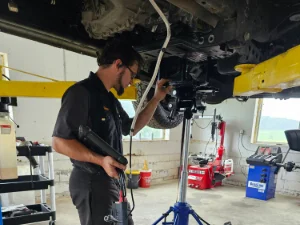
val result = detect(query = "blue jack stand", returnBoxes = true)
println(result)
[152,202,210,225]
[152,108,211,225]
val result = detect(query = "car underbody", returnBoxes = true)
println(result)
[1,0,300,128]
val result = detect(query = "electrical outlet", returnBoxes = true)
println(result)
[240,129,245,135]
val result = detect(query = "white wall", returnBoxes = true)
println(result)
[0,32,97,143]
[190,99,300,196]
[0,32,181,198]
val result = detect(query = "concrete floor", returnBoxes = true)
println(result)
[36,181,300,225]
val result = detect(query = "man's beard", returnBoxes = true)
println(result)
[116,71,125,96]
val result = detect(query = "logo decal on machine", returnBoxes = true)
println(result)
[189,170,205,174]
[188,175,201,181]
[248,181,266,192]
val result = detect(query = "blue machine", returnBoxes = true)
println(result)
[245,146,282,201]
[0,195,2,225]
[246,165,277,200]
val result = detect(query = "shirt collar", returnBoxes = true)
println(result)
[89,72,109,93]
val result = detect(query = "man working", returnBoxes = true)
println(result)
[51,39,171,225]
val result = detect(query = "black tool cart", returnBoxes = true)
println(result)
[0,145,56,225]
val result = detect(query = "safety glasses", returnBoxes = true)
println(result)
[126,65,137,80]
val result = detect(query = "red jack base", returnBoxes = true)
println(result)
[188,163,233,190]
[188,165,214,190]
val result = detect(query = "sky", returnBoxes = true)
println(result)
[120,101,135,117]
[261,98,300,121]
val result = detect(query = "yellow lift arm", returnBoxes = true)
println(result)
[0,65,137,100]
[2,44,300,100]
[234,45,300,97]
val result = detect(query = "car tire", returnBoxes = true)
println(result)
[132,82,183,129]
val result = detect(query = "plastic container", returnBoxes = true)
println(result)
[125,170,140,189]
[0,117,18,180]
[224,159,234,174]
[139,170,152,188]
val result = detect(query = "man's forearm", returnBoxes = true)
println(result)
[52,137,103,165]
[133,97,160,135]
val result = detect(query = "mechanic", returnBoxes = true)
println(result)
[51,39,171,225]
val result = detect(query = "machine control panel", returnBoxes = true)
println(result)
[246,146,282,166]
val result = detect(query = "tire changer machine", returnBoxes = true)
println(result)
[245,129,300,201]
[187,110,234,190]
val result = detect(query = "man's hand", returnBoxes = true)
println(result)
[99,156,126,179]
[52,138,126,179]
[153,79,172,102]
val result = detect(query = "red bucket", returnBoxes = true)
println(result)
[139,170,152,188]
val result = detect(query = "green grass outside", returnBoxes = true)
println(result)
[257,130,287,143]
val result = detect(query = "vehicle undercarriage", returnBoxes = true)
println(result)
[1,0,300,128]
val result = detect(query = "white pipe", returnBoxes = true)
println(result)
[130,0,171,138]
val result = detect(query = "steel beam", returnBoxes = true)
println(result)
[233,45,300,96]
[0,80,137,100]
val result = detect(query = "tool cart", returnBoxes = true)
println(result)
[0,144,56,225]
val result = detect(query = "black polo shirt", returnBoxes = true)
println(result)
[52,72,133,174]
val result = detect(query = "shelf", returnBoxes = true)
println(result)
[2,203,55,225]
[17,146,52,157]
[0,175,53,194]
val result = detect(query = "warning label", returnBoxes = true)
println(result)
[248,181,266,192]
[0,125,11,134]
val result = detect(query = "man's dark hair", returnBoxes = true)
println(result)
[97,39,144,72]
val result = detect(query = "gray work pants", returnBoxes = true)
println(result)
[69,167,133,225]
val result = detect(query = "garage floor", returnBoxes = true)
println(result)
[36,181,300,225]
